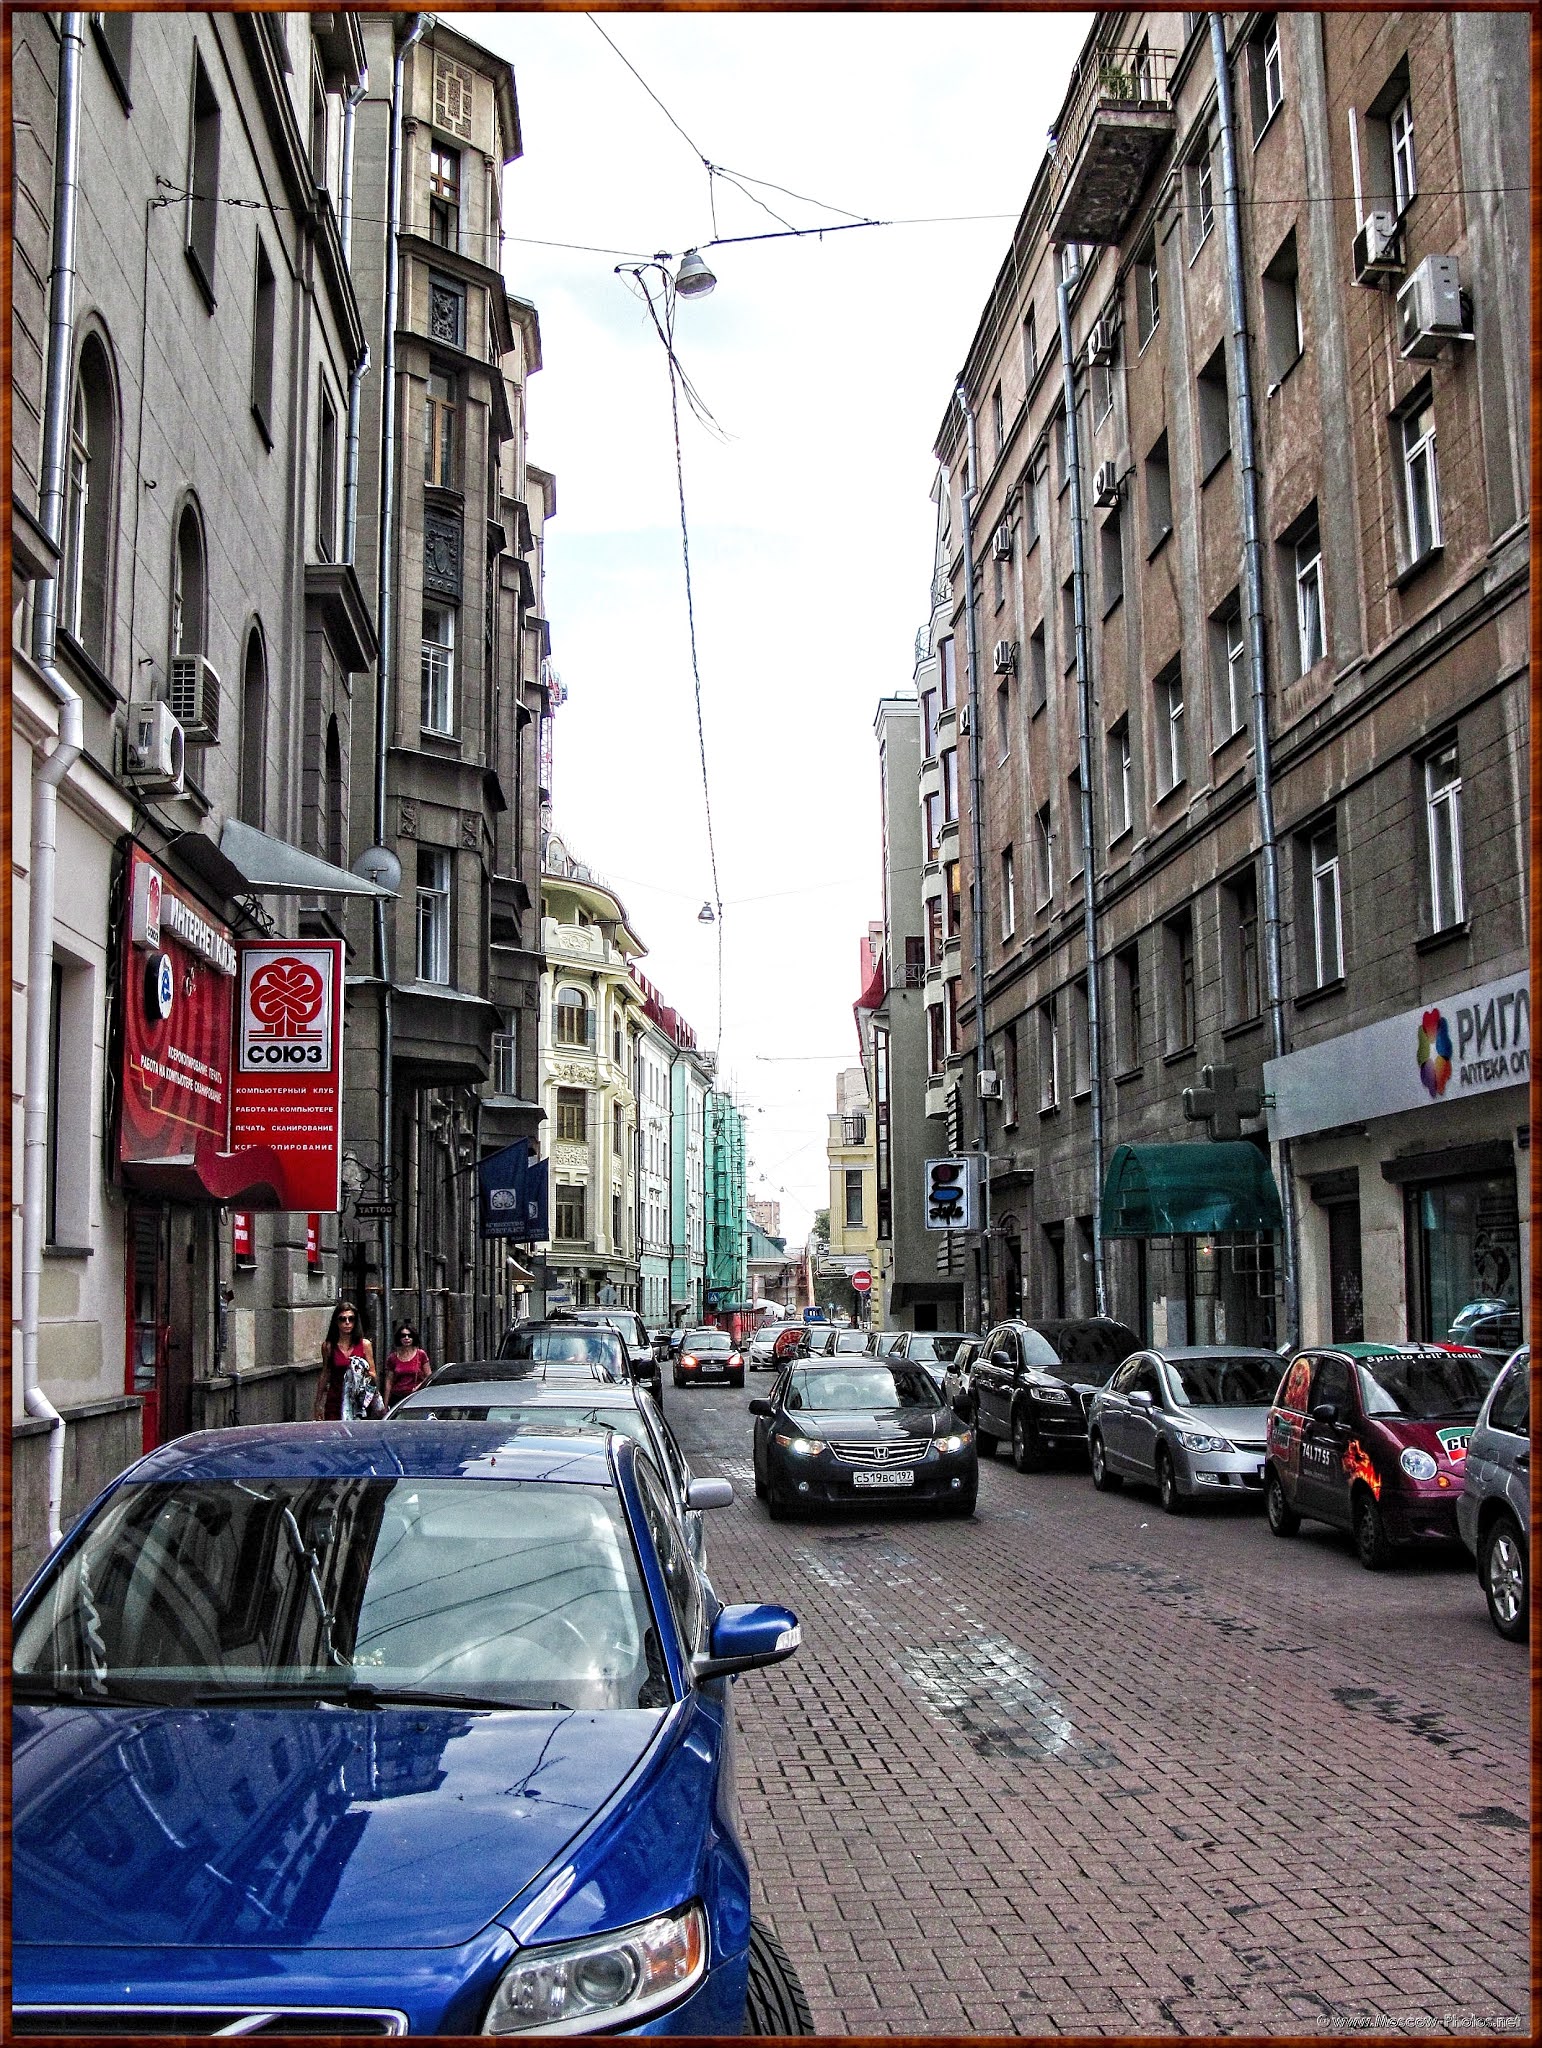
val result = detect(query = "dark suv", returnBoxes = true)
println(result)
[969,1318,1142,1470]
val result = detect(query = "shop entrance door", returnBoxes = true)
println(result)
[127,1203,169,1453]
[1327,1200,1365,1341]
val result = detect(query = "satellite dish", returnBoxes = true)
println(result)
[352,845,402,894]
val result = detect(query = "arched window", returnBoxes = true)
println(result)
[325,715,345,868]
[62,334,117,663]
[238,628,267,826]
[554,987,591,1048]
[172,503,207,659]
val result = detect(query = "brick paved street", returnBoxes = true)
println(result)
[666,1382,1531,2037]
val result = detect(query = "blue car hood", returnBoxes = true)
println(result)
[13,1702,662,1951]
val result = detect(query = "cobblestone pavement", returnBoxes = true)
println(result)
[663,1379,1532,2037]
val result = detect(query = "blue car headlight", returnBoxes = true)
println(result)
[482,1901,708,2034]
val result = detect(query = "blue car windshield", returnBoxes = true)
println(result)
[788,1366,941,1411]
[14,1478,667,1712]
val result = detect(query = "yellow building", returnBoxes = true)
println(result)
[825,1066,881,1323]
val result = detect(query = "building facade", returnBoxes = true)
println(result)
[670,1043,710,1323]
[824,1065,879,1319]
[931,8,1529,1347]
[632,974,677,1328]
[705,1091,748,1316]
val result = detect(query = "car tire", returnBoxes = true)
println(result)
[975,1427,998,1458]
[1480,1515,1529,1641]
[1353,1489,1392,1572]
[1156,1448,1186,1515]
[1265,1466,1300,1537]
[754,1464,768,1501]
[672,1372,685,1389]
[731,1373,745,1388]
[744,1918,815,2036]
[943,1487,978,1518]
[1011,1406,1046,1473]
[1090,1431,1122,1492]
[766,1487,790,1522]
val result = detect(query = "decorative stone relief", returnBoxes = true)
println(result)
[429,277,465,349]
[423,509,462,597]
[398,803,418,838]
[461,811,480,849]
[434,58,474,140]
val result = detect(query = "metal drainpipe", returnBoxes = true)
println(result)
[23,14,88,1553]
[341,76,369,565]
[339,71,368,264]
[952,383,992,1334]
[1211,13,1301,1345]
[1055,271,1109,1317]
[375,14,431,1334]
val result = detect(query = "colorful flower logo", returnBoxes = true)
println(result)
[1416,1007,1452,1098]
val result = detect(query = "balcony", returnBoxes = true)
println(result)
[1047,45,1176,247]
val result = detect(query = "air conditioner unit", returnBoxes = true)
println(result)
[167,655,221,742]
[991,519,1014,560]
[1093,460,1121,508]
[1088,317,1117,365]
[1397,254,1470,359]
[125,700,186,795]
[992,639,1018,674]
[1352,209,1404,286]
[978,1070,1003,1100]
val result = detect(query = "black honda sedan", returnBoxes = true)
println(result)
[749,1360,976,1519]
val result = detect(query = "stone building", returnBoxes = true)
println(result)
[631,972,679,1327]
[931,9,1528,1347]
[669,1032,711,1324]
[824,1063,879,1318]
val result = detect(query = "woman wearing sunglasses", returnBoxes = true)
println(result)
[314,1300,381,1420]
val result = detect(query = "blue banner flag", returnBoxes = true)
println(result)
[479,1141,547,1242]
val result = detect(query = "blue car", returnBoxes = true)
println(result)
[12,1421,804,2036]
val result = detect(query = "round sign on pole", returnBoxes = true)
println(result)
[852,1271,872,1294]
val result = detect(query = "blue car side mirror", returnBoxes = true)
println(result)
[692,1603,800,1683]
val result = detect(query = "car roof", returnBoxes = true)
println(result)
[397,1379,644,1410]
[1150,1345,1283,1360]
[1317,1342,1455,1361]
[125,1419,621,1484]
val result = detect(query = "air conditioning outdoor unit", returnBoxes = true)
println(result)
[1093,460,1121,508]
[992,639,1018,674]
[1088,317,1117,365]
[1397,254,1470,359]
[1351,210,1404,287]
[978,1070,1003,1100]
[991,519,1014,560]
[126,700,186,796]
[168,654,221,742]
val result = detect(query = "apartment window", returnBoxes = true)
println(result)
[61,336,116,661]
[938,635,957,712]
[1100,506,1123,613]
[425,370,457,488]
[612,1190,624,1247]
[991,382,1005,459]
[1212,598,1248,742]
[945,979,962,1055]
[613,1100,625,1158]
[928,1002,946,1074]
[996,679,1011,760]
[920,686,939,759]
[1054,408,1068,495]
[1165,911,1196,1051]
[1263,230,1303,386]
[1061,577,1076,673]
[1425,741,1464,932]
[171,502,207,661]
[556,1087,588,1142]
[1093,356,1115,425]
[316,390,338,563]
[1034,802,1054,905]
[1000,846,1016,941]
[940,746,958,823]
[1029,623,1048,712]
[555,1183,586,1241]
[429,142,461,246]
[1106,718,1132,839]
[904,935,926,988]
[91,10,133,104]
[554,987,592,1048]
[944,859,962,938]
[993,547,1008,610]
[1197,344,1230,478]
[1135,238,1160,346]
[1002,1022,1019,1126]
[1154,661,1186,795]
[844,1169,865,1228]
[1291,510,1325,673]
[1307,821,1344,988]
[310,62,328,184]
[186,54,221,304]
[251,238,276,441]
[492,1018,518,1096]
[1400,394,1442,564]
[1144,432,1172,551]
[1066,771,1084,873]
[1190,134,1215,252]
[239,629,267,827]
[1115,943,1143,1070]
[1366,62,1417,219]
[421,606,456,735]
[926,894,944,968]
[1390,93,1417,214]
[1038,998,1060,1111]
[1027,465,1044,545]
[416,848,452,985]
[1250,16,1283,137]
[1071,978,1091,1097]
[1224,867,1262,1024]
[923,790,942,861]
[1023,305,1038,382]
[612,1014,623,1065]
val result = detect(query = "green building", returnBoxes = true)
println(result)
[705,1091,747,1314]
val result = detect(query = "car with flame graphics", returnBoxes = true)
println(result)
[1264,1343,1490,1569]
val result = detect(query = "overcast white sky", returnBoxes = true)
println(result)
[452,10,1091,1245]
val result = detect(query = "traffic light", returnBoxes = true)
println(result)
[923,1157,974,1232]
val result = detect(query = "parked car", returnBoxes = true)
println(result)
[1457,1347,1530,1640]
[1438,1306,1523,1379]
[940,1336,984,1415]
[1265,1342,1490,1569]
[969,1317,1142,1469]
[673,1327,744,1389]
[750,1359,976,1520]
[1087,1347,1284,1511]
[391,1377,730,1568]
[566,1306,664,1404]
[11,1420,804,2035]
[496,1319,630,1379]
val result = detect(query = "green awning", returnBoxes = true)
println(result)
[1100,1142,1283,1237]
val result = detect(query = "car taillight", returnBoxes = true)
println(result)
[729,1353,742,1366]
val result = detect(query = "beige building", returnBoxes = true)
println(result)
[825,1065,881,1320]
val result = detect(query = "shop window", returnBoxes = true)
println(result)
[1043,1220,1067,1318]
[1406,1172,1519,1342]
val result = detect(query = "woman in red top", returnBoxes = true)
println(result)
[314,1301,377,1421]
[383,1323,433,1408]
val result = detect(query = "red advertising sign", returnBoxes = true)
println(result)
[118,847,236,1173]
[306,1214,321,1268]
[229,940,345,1211]
[232,1210,254,1263]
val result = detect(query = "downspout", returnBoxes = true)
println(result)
[23,14,88,1553]
[374,14,431,1333]
[1055,271,1108,1317]
[952,383,992,1333]
[1211,13,1301,1345]
[341,72,370,566]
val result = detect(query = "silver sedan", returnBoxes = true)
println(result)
[1087,1346,1285,1512]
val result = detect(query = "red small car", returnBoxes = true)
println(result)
[1264,1342,1490,1569]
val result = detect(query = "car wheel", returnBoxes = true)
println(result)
[754,1467,768,1501]
[1156,1447,1186,1515]
[943,1487,977,1518]
[672,1372,684,1389]
[976,1427,999,1458]
[766,1486,789,1522]
[1480,1516,1528,1641]
[1353,1489,1392,1571]
[1011,1406,1046,1473]
[1265,1466,1300,1537]
[744,1917,814,2036]
[1090,1431,1122,1492]
[731,1373,745,1388]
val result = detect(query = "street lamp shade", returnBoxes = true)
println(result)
[674,248,717,298]
[698,901,716,923]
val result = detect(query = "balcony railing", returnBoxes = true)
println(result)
[1047,43,1177,247]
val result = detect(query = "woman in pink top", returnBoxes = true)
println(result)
[383,1322,433,1407]
[314,1301,378,1420]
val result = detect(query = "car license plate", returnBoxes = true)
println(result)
[853,1469,914,1488]
[703,1364,724,1375]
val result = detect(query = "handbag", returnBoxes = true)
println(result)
[344,1357,385,1421]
